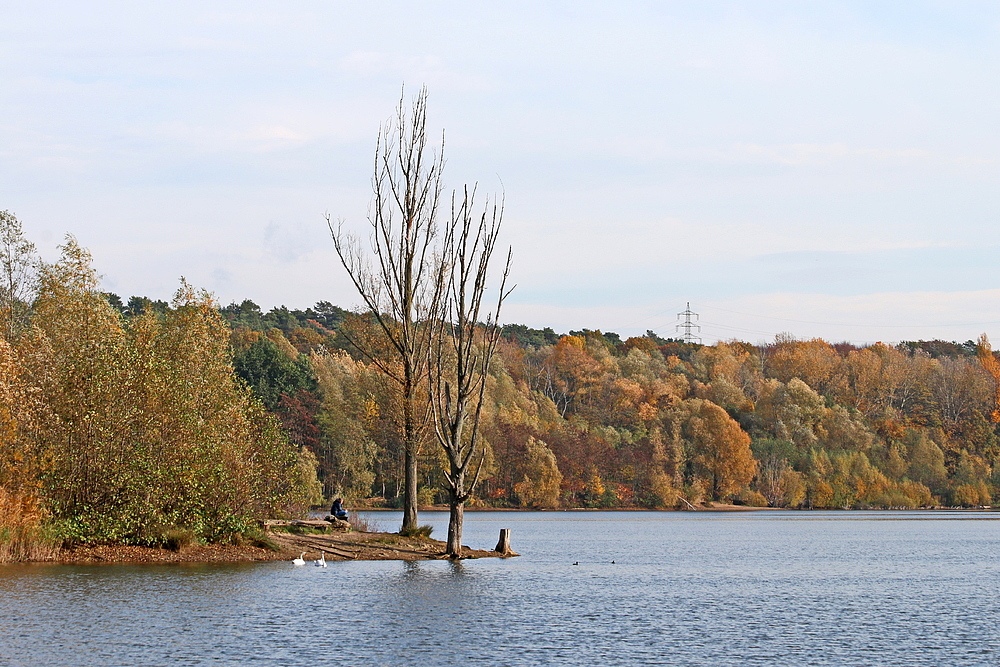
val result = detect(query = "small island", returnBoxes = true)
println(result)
[30,519,516,565]
[46,533,507,566]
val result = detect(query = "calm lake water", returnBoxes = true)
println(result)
[3,510,1000,666]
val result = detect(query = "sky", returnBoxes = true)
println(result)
[3,1,1000,345]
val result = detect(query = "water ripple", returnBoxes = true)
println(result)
[3,511,1000,665]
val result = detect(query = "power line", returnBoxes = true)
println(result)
[698,320,781,337]
[618,301,1000,345]
[700,304,1000,329]
[615,304,682,330]
[654,319,780,339]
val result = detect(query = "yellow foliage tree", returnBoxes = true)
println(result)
[678,398,757,500]
[976,333,1000,422]
[514,437,563,508]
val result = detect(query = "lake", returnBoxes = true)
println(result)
[3,510,1000,666]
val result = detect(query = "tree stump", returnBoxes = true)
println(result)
[494,528,514,555]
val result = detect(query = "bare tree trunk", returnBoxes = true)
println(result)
[429,186,512,558]
[447,487,464,557]
[328,87,446,533]
[494,529,513,555]
[400,374,418,530]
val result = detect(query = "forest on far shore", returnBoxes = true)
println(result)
[6,216,1000,561]
[210,293,1000,513]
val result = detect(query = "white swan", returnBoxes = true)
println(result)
[292,552,306,566]
[314,553,327,567]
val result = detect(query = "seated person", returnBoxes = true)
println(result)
[330,497,348,521]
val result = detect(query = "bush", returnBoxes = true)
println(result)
[869,490,915,509]
[250,533,280,551]
[399,524,433,538]
[736,489,769,507]
[162,528,197,552]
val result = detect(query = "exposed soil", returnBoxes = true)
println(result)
[49,542,289,565]
[269,530,510,562]
[44,529,513,565]
[698,501,782,511]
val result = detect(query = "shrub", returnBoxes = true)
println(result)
[399,524,433,538]
[162,528,197,552]
[348,514,380,533]
[736,489,769,507]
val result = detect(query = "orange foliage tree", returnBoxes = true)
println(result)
[976,333,1000,423]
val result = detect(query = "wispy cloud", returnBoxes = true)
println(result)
[128,121,310,153]
[338,51,443,78]
[730,142,932,166]
[5,1,1000,342]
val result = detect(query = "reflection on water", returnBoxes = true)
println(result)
[3,511,1000,666]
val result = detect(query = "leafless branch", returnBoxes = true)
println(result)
[428,183,512,556]
[327,86,447,532]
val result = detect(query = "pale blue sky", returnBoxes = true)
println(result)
[3,1,1000,344]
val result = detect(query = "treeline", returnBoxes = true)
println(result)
[0,216,320,560]
[181,291,1000,512]
[6,217,1000,563]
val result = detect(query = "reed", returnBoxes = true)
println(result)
[348,513,381,533]
[0,488,56,562]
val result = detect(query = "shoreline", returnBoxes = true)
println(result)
[354,503,779,512]
[359,502,987,512]
[13,505,994,566]
[22,529,512,566]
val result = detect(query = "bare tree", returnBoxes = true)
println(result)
[429,186,511,557]
[327,87,447,533]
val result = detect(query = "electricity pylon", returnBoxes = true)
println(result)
[676,302,702,344]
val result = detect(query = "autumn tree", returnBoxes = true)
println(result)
[26,236,138,540]
[931,354,993,438]
[0,336,48,561]
[752,438,805,507]
[765,337,842,396]
[513,437,563,508]
[903,428,948,495]
[15,237,310,544]
[677,398,757,500]
[0,211,46,559]
[312,350,380,500]
[531,335,607,417]
[976,333,1000,422]
[140,281,311,537]
[637,426,682,508]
